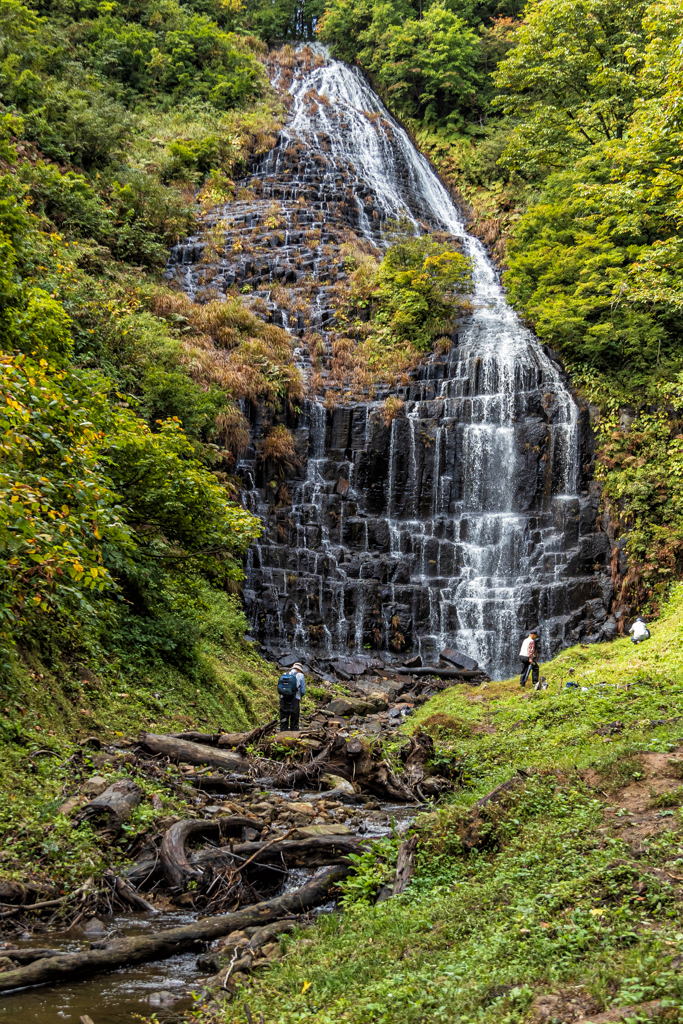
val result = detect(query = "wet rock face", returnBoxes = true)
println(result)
[242,359,611,677]
[166,46,613,679]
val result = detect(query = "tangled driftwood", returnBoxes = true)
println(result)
[160,816,259,889]
[0,864,349,994]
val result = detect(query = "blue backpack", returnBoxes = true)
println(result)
[277,671,298,698]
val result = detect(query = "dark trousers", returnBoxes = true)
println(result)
[520,657,538,687]
[279,697,300,731]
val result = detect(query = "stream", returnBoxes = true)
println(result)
[0,783,417,1022]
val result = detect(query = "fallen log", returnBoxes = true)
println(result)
[160,816,259,890]
[172,732,222,745]
[395,667,484,679]
[75,779,142,835]
[184,773,258,794]
[0,948,67,965]
[172,721,278,750]
[138,733,250,772]
[0,864,350,994]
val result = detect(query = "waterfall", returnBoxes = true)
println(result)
[165,45,612,679]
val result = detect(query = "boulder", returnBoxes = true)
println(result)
[322,774,355,793]
[440,648,478,672]
[326,697,373,716]
[291,824,353,839]
[331,659,368,677]
[353,678,404,699]
[57,796,83,816]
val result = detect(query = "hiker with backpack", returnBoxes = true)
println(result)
[629,616,651,644]
[519,629,539,688]
[278,662,306,731]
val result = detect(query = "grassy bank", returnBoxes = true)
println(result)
[217,588,683,1024]
[0,589,278,894]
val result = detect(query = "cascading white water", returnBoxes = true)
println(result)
[276,48,584,676]
[166,45,610,678]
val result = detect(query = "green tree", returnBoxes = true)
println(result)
[494,0,650,168]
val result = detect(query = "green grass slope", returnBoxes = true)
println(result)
[224,588,683,1024]
[0,590,278,893]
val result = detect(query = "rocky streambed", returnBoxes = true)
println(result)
[0,661,478,1021]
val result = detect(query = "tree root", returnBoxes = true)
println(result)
[0,864,350,994]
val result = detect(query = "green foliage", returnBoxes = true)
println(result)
[503,161,683,372]
[375,233,472,350]
[570,368,683,607]
[340,835,400,906]
[494,0,650,168]
[320,0,481,133]
[317,0,524,136]
[333,233,472,384]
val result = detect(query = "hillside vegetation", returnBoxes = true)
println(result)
[0,0,297,691]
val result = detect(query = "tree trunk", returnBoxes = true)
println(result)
[138,732,250,772]
[76,779,142,835]
[0,865,350,994]
[172,733,222,745]
[183,773,258,795]
[391,835,418,895]
[160,816,259,890]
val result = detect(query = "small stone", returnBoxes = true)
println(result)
[81,776,108,798]
[291,824,352,839]
[83,918,106,936]
[149,990,180,1007]
[260,942,280,959]
[288,802,315,815]
[57,796,82,816]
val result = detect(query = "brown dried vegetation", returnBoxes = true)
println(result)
[146,291,304,407]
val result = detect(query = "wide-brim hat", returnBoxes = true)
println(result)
[292,662,304,672]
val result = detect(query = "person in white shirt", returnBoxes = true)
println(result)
[519,630,539,687]
[629,617,650,644]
